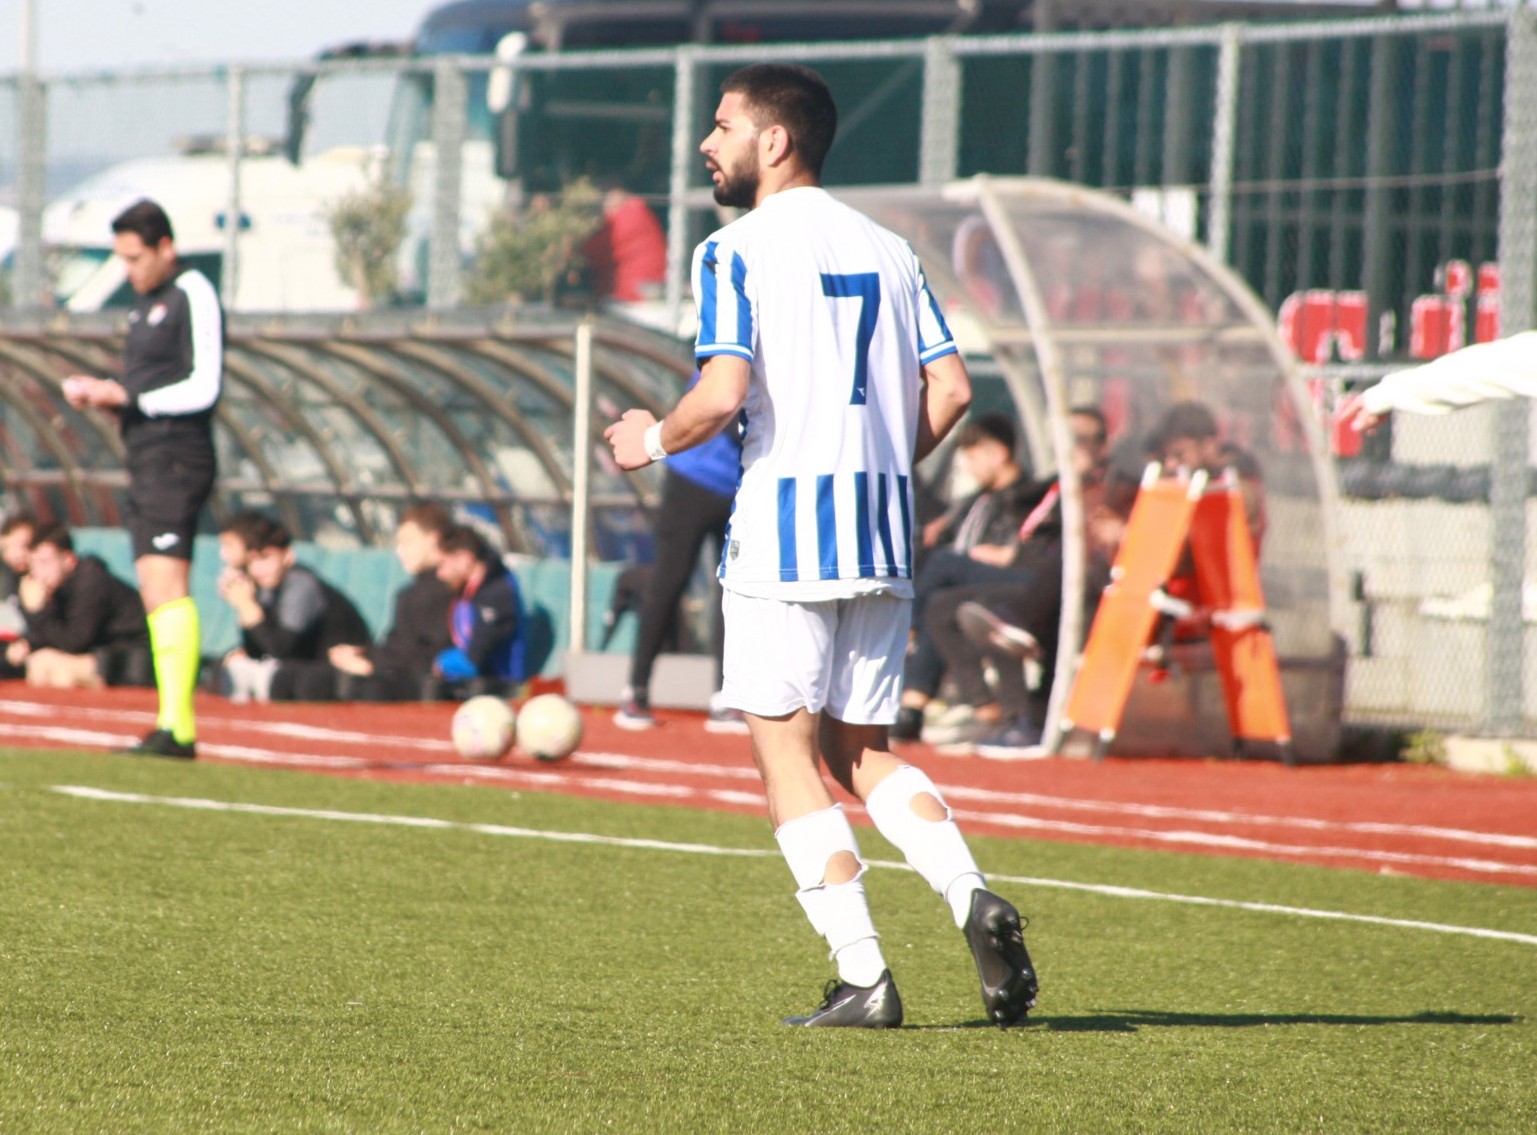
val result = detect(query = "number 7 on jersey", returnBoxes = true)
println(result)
[821,272,881,406]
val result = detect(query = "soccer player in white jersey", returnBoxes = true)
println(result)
[606,63,1037,1028]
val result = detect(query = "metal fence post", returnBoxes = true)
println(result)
[222,66,246,309]
[919,36,960,188]
[1487,8,1537,735]
[664,46,699,334]
[569,318,595,652]
[1206,24,1241,264]
[13,73,47,309]
[428,56,466,310]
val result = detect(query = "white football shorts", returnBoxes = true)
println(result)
[720,589,911,723]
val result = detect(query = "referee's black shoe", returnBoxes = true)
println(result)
[963,889,1038,1028]
[783,970,903,1028]
[120,728,196,760]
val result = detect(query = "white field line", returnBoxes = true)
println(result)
[47,784,1537,949]
[4,702,1533,858]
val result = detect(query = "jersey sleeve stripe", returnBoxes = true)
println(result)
[137,272,223,418]
[730,250,753,351]
[694,240,755,362]
[916,272,957,359]
[697,343,756,361]
[695,240,721,349]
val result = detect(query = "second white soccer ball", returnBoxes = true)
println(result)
[516,693,583,762]
[451,695,517,761]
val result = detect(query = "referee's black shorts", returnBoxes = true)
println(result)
[124,432,216,563]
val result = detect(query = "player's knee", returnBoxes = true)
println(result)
[909,791,949,823]
[822,848,862,886]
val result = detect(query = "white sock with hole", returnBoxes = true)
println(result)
[864,765,986,928]
[776,805,886,984]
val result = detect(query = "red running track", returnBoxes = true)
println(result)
[4,684,1536,888]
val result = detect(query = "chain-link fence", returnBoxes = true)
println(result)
[3,8,1536,737]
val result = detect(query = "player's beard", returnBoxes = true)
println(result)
[711,147,760,209]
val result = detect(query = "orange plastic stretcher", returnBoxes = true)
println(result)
[1060,464,1292,763]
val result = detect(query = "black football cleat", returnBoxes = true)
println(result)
[119,728,197,760]
[783,969,903,1028]
[963,890,1038,1028]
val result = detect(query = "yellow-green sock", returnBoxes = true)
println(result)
[147,597,200,745]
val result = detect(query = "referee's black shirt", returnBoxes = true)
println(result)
[120,262,223,451]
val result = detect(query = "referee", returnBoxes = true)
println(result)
[64,198,222,758]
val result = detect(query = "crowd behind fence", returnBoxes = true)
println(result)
[4,8,1537,739]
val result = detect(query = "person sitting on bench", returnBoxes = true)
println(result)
[3,523,154,689]
[430,524,529,698]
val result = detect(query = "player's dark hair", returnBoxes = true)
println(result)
[1151,400,1218,446]
[251,518,293,552]
[399,501,453,537]
[30,523,74,554]
[111,198,175,246]
[439,524,491,562]
[0,510,39,538]
[956,413,1017,454]
[220,510,281,552]
[721,63,838,177]
[1070,405,1109,444]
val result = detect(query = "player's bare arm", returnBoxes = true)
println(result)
[914,352,972,463]
[606,355,749,470]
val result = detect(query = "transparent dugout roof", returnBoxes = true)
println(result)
[842,177,1344,665]
[0,309,691,562]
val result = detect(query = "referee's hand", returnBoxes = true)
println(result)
[62,375,128,410]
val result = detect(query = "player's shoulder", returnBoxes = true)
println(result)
[172,265,222,309]
[699,202,776,253]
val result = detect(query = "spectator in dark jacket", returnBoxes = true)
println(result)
[433,524,527,695]
[216,514,370,702]
[326,501,456,701]
[0,510,39,647]
[895,407,1111,744]
[4,524,153,688]
[893,412,1060,740]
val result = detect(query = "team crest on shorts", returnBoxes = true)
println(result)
[729,539,740,561]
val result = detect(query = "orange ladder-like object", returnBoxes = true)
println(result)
[1059,463,1293,763]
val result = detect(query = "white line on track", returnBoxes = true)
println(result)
[949,808,1537,879]
[577,750,1537,852]
[48,784,1537,949]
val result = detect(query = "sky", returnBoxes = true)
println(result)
[0,0,438,75]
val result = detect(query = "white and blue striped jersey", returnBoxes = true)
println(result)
[692,186,958,600]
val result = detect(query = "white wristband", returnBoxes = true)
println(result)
[643,420,669,462]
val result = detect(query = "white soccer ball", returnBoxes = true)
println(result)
[516,693,584,762]
[451,695,517,761]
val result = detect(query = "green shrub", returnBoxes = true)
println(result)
[324,170,412,307]
[463,177,600,306]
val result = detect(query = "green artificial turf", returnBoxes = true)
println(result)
[1,748,1534,1134]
